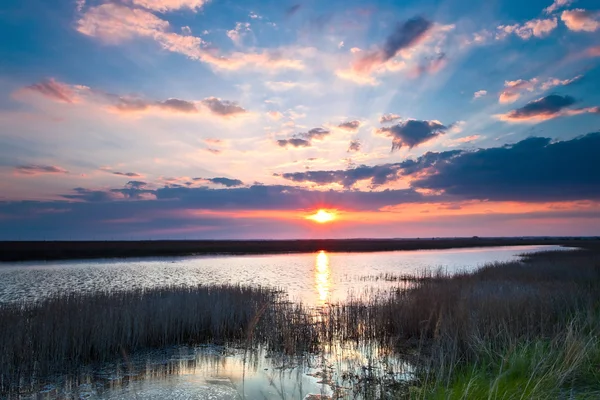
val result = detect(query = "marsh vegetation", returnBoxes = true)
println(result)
[1,248,599,398]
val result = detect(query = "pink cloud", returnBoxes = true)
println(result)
[14,165,69,175]
[499,79,537,103]
[561,9,600,32]
[473,90,487,99]
[76,3,304,72]
[18,78,78,103]
[498,74,580,103]
[497,18,557,40]
[129,0,209,13]
[544,0,573,14]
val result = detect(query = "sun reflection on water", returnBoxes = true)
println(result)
[315,251,331,304]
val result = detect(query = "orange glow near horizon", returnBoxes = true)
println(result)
[306,209,337,223]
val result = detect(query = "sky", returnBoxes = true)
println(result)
[0,0,599,240]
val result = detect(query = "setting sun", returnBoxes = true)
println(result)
[306,209,337,223]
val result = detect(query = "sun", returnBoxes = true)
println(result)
[306,209,337,223]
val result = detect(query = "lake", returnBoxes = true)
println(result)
[0,245,565,306]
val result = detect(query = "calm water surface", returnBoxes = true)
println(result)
[0,245,566,306]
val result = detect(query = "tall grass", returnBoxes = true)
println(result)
[2,250,600,398]
[319,250,600,397]
[0,284,302,393]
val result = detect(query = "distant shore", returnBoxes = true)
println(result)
[1,237,598,262]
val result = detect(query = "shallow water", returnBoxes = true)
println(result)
[23,343,411,400]
[0,245,566,306]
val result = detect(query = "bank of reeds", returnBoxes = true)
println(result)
[320,250,600,397]
[0,284,317,394]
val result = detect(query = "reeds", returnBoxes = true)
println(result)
[0,284,291,393]
[2,249,599,397]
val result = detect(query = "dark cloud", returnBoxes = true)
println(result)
[25,79,75,103]
[277,138,311,148]
[201,97,247,116]
[14,165,68,175]
[205,148,222,155]
[412,132,600,201]
[500,95,576,121]
[157,98,198,113]
[380,114,402,124]
[112,171,142,177]
[126,181,147,189]
[302,128,330,140]
[497,95,598,122]
[338,120,361,131]
[382,17,433,61]
[277,127,330,148]
[114,98,151,112]
[348,140,361,152]
[62,188,121,202]
[377,120,448,150]
[277,151,460,188]
[206,177,244,187]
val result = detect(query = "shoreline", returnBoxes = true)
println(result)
[1,237,597,262]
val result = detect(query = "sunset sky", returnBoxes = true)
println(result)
[0,0,599,239]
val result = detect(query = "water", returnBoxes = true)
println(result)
[0,245,566,306]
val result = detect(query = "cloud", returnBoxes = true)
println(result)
[200,97,247,116]
[112,171,143,178]
[473,90,487,99]
[129,0,209,13]
[353,17,432,70]
[380,113,402,124]
[544,0,573,14]
[497,18,557,40]
[14,165,69,175]
[113,97,198,114]
[126,181,148,189]
[303,128,330,140]
[540,75,582,90]
[204,177,244,187]
[227,22,251,46]
[20,78,78,103]
[499,79,538,103]
[277,150,459,188]
[412,52,447,76]
[381,17,433,60]
[376,120,448,150]
[499,75,580,103]
[277,128,331,148]
[561,9,600,32]
[497,94,599,122]
[17,78,247,119]
[338,120,361,132]
[277,138,311,148]
[348,140,361,152]
[412,133,600,202]
[76,4,305,72]
[338,16,438,84]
